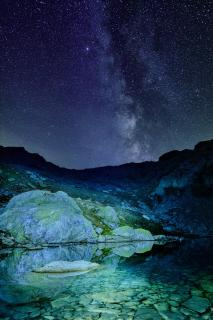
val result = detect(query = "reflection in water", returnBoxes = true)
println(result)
[0,240,212,319]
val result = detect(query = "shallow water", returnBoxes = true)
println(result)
[0,239,212,320]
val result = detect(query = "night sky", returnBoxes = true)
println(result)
[1,1,213,169]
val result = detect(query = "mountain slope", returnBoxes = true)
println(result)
[0,139,213,236]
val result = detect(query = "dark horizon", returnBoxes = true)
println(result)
[1,137,212,171]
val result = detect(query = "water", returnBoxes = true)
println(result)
[0,239,212,319]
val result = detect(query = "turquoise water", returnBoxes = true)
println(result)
[0,240,212,319]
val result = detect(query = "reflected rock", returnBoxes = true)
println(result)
[0,244,96,283]
[112,241,154,257]
[33,260,100,273]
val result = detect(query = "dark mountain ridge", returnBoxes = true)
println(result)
[0,139,212,181]
[0,139,213,236]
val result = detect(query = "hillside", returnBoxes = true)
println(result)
[0,139,213,236]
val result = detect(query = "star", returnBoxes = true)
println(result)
[0,0,213,169]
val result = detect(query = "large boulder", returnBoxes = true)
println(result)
[0,190,96,244]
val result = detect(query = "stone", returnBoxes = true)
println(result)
[79,294,92,306]
[29,310,41,318]
[111,226,154,241]
[51,296,71,308]
[14,306,40,314]
[200,277,213,293]
[13,314,29,320]
[91,291,131,303]
[154,302,169,312]
[88,306,119,315]
[33,260,100,273]
[135,306,162,320]
[168,300,180,307]
[97,206,119,228]
[95,227,103,234]
[0,190,97,244]
[183,296,210,313]
[191,288,203,296]
[159,311,185,320]
[180,307,198,317]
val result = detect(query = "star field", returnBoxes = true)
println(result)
[0,0,213,168]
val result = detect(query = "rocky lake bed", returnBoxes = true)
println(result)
[0,239,212,320]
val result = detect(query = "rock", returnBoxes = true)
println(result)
[154,302,169,312]
[0,230,16,247]
[135,306,162,319]
[95,227,103,234]
[96,206,119,228]
[51,296,71,308]
[159,311,185,320]
[13,306,41,316]
[33,260,100,273]
[0,190,96,244]
[200,276,213,293]
[87,306,119,315]
[79,294,92,306]
[183,296,210,313]
[91,291,131,303]
[168,300,180,307]
[191,288,203,296]
[180,307,197,317]
[13,314,29,319]
[112,226,154,241]
[28,310,41,318]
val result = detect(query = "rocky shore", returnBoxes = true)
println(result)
[0,190,182,249]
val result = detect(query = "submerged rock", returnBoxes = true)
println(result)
[183,296,210,313]
[200,276,213,293]
[0,190,96,245]
[33,260,100,273]
[135,306,161,320]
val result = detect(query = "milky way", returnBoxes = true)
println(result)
[0,1,213,168]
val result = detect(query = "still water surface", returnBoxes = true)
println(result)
[0,239,212,319]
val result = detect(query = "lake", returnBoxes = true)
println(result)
[0,239,212,319]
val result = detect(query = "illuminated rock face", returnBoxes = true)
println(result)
[0,190,156,246]
[0,190,97,245]
[98,226,154,242]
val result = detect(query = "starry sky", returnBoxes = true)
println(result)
[1,0,213,169]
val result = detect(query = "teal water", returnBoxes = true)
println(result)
[0,240,212,320]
